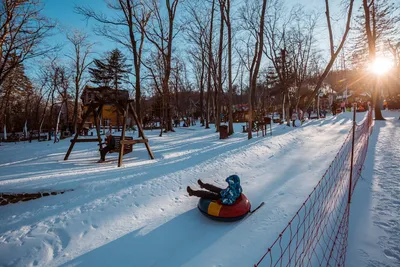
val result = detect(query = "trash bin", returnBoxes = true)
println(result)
[220,125,228,139]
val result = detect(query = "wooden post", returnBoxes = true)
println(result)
[118,104,128,167]
[348,103,357,203]
[64,106,93,160]
[129,102,154,159]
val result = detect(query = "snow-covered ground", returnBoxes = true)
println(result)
[347,111,400,267]
[0,111,397,267]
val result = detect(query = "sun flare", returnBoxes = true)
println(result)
[370,57,392,75]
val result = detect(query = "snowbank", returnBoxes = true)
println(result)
[347,111,400,266]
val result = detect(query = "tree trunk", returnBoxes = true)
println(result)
[126,0,143,136]
[285,92,291,126]
[226,0,233,135]
[200,57,205,126]
[160,95,165,137]
[362,0,384,120]
[206,0,215,130]
[373,77,384,120]
[206,73,211,129]
[160,0,178,133]
[248,78,254,139]
[73,83,79,134]
[48,89,55,141]
[54,103,63,143]
[174,63,180,118]
[216,0,225,132]
[247,0,267,139]
[24,93,30,134]
[282,93,285,122]
[34,95,44,130]
[65,95,69,130]
[39,92,51,137]
[3,115,7,140]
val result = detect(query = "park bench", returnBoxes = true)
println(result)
[38,134,48,141]
[70,136,135,155]
[109,136,143,155]
[109,136,133,155]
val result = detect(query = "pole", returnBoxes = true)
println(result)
[118,104,128,167]
[348,103,357,203]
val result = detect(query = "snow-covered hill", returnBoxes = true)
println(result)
[0,111,397,267]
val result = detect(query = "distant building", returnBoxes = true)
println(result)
[81,85,132,128]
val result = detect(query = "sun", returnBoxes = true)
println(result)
[369,57,393,75]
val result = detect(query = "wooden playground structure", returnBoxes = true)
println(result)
[64,87,154,167]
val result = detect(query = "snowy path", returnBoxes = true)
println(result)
[0,113,366,267]
[347,112,400,267]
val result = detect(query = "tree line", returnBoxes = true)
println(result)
[1,0,399,140]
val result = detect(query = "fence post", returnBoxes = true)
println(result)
[348,103,357,203]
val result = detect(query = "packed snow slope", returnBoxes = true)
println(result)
[347,111,400,267]
[0,112,374,267]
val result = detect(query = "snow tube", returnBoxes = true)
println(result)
[197,194,251,222]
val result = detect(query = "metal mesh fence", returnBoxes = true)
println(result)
[255,110,373,267]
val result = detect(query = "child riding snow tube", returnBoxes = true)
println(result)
[197,194,251,221]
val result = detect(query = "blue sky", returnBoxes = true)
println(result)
[24,0,120,80]
[42,0,114,55]
[39,0,332,55]
[31,0,347,82]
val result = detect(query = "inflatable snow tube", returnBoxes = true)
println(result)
[197,194,251,222]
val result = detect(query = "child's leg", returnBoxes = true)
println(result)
[201,183,223,193]
[187,187,220,200]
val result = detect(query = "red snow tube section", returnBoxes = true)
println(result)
[197,194,251,221]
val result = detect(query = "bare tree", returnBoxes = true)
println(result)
[264,2,314,125]
[144,0,181,133]
[77,0,152,130]
[47,61,61,140]
[361,0,398,120]
[184,1,209,126]
[142,50,166,136]
[388,40,400,74]
[0,0,56,92]
[303,0,355,110]
[37,62,56,136]
[223,0,234,135]
[215,0,226,132]
[170,57,192,119]
[66,30,93,134]
[55,67,70,142]
[287,8,318,116]
[240,0,267,139]
[33,73,49,131]
[206,0,216,129]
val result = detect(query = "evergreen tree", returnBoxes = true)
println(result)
[107,49,130,90]
[89,59,112,87]
[89,49,130,90]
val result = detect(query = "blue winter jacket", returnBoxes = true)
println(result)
[220,175,242,205]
